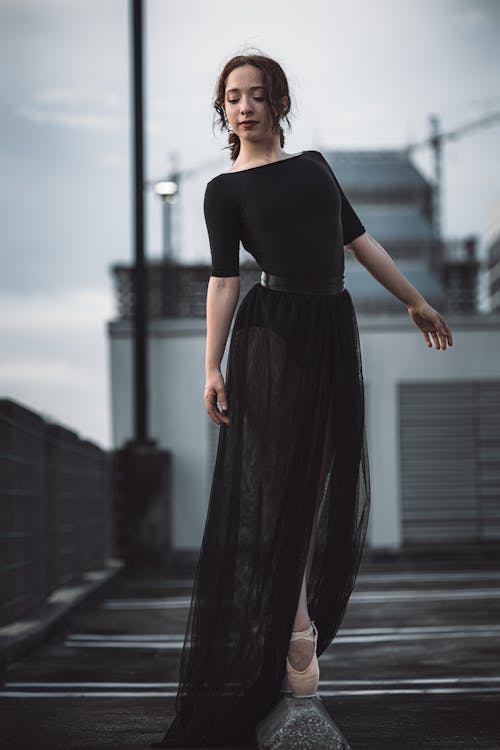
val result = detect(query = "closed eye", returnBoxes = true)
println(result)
[228,97,265,103]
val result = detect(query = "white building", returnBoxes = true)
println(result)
[108,150,500,557]
[108,306,500,554]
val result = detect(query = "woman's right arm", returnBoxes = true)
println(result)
[204,276,240,425]
[203,178,241,425]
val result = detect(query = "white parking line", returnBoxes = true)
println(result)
[0,691,179,697]
[2,685,500,698]
[358,571,500,583]
[62,624,500,650]
[319,687,500,696]
[353,589,500,602]
[66,625,500,640]
[64,640,181,649]
[118,572,500,588]
[3,676,500,699]
[66,634,184,641]
[5,676,500,688]
[102,597,191,609]
[100,588,500,610]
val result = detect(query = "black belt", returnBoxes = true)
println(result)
[260,270,344,295]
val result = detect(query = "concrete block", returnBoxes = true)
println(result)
[256,694,351,750]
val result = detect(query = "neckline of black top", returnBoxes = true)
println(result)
[216,150,308,178]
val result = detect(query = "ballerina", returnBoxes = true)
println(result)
[151,50,452,750]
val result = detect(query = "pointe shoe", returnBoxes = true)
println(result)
[285,620,319,698]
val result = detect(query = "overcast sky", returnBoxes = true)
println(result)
[1,0,499,448]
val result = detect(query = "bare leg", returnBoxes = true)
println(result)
[288,403,333,669]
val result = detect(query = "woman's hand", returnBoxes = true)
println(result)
[407,299,453,350]
[346,233,453,350]
[204,367,230,425]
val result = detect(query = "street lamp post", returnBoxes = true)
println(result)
[153,179,179,260]
[130,0,147,444]
[114,0,171,566]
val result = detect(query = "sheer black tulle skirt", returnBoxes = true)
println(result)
[151,280,371,748]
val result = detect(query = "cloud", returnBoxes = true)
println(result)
[0,286,113,446]
[15,105,124,130]
[151,97,208,114]
[14,86,126,131]
[99,150,128,167]
[452,9,489,29]
[32,87,121,107]
[0,287,114,334]
[14,86,168,134]
[0,358,89,386]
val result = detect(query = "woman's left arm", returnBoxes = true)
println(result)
[346,231,453,351]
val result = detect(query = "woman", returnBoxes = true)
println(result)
[151,53,452,749]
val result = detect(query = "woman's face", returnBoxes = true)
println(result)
[224,64,274,143]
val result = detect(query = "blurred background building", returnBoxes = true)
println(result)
[107,147,500,561]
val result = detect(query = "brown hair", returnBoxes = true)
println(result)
[212,52,293,162]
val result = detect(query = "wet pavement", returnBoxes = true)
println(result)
[1,548,499,749]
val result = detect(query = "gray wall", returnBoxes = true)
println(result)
[107,311,500,552]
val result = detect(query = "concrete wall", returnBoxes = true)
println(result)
[107,310,500,552]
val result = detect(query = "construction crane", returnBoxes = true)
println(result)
[405,108,500,238]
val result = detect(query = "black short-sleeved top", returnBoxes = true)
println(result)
[203,149,366,279]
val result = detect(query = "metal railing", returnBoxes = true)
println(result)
[0,399,112,628]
